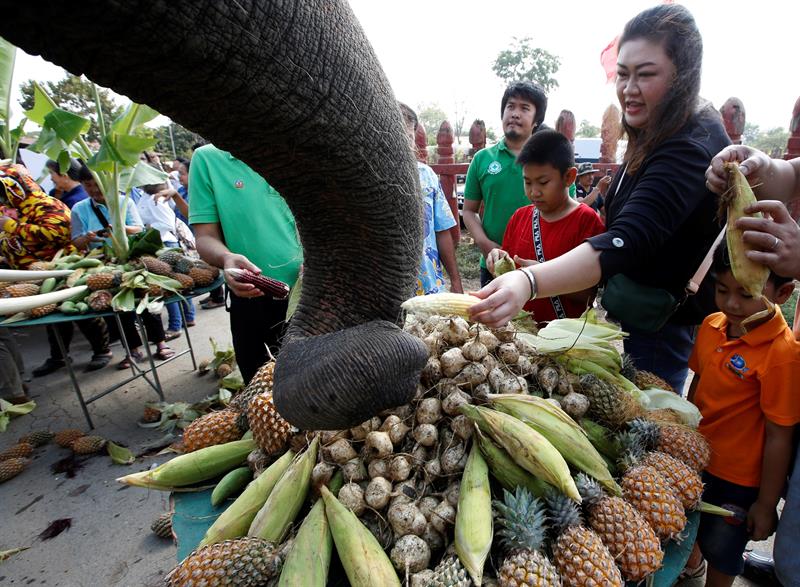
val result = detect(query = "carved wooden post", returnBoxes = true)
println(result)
[720,97,746,145]
[436,120,460,246]
[599,104,622,164]
[786,96,800,159]
[415,123,428,163]
[555,110,576,143]
[468,119,486,158]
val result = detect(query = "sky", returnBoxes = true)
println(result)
[8,0,800,138]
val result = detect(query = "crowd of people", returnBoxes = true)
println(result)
[0,3,797,584]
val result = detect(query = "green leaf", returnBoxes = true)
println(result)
[43,108,90,143]
[127,227,163,258]
[0,412,9,432]
[136,292,150,314]
[0,37,16,124]
[24,82,56,125]
[119,160,168,193]
[112,102,160,135]
[107,441,135,465]
[88,136,125,171]
[57,150,72,175]
[0,398,36,416]
[286,274,302,320]
[111,288,136,312]
[114,134,157,166]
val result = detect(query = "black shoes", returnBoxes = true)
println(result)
[742,551,782,586]
[32,358,67,377]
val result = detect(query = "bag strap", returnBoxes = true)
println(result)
[89,199,111,230]
[531,207,567,319]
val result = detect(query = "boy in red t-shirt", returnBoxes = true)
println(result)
[684,241,800,585]
[485,130,604,323]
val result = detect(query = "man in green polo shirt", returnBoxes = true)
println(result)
[190,145,303,384]
[463,81,548,286]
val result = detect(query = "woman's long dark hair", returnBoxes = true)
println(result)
[619,4,702,173]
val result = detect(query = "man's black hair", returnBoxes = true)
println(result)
[712,240,794,288]
[500,81,548,128]
[516,129,574,175]
[175,156,190,170]
[191,140,207,151]
[77,163,94,183]
[46,158,82,181]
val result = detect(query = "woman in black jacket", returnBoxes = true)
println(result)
[470,3,730,392]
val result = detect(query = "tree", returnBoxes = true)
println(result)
[577,119,600,138]
[748,127,788,157]
[743,122,761,145]
[19,74,122,143]
[492,37,560,94]
[418,103,449,146]
[153,122,204,159]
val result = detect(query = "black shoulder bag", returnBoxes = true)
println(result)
[531,207,567,320]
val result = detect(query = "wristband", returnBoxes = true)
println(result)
[519,267,538,300]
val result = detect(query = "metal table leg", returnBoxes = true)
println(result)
[135,313,165,401]
[179,302,197,370]
[53,326,94,429]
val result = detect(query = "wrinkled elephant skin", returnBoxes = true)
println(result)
[2,0,428,429]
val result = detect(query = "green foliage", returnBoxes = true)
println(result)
[781,286,798,329]
[0,36,24,161]
[744,125,789,157]
[455,240,482,280]
[577,119,600,138]
[418,103,449,145]
[492,37,560,94]
[19,74,121,143]
[152,122,204,159]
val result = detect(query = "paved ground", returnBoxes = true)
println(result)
[0,287,776,586]
[0,301,232,586]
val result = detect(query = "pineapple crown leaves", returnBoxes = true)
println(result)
[616,430,648,471]
[574,473,606,509]
[493,487,549,553]
[544,489,583,535]
[627,418,659,449]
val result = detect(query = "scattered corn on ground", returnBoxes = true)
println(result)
[110,307,717,585]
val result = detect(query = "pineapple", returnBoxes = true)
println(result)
[2,283,40,297]
[629,418,710,472]
[643,408,685,425]
[181,410,242,452]
[229,361,274,416]
[494,487,562,587]
[188,266,217,287]
[634,370,674,392]
[142,405,161,424]
[0,442,33,460]
[139,255,173,276]
[0,458,28,483]
[166,537,286,586]
[169,272,195,290]
[147,283,164,298]
[174,256,195,275]
[619,353,637,381]
[87,289,114,312]
[29,303,57,318]
[579,375,642,428]
[19,430,54,447]
[86,272,119,291]
[151,512,174,539]
[55,429,85,447]
[546,492,623,586]
[28,260,55,271]
[428,553,470,587]
[575,474,663,582]
[247,392,293,456]
[641,451,704,510]
[619,446,686,541]
[159,250,184,268]
[71,435,107,454]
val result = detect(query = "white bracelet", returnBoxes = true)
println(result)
[519,267,538,300]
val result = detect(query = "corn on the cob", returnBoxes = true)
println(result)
[723,162,770,298]
[117,438,256,490]
[210,466,252,507]
[0,285,87,317]
[278,473,344,587]
[489,394,621,496]
[461,404,581,502]
[454,442,493,586]
[225,268,290,299]
[474,427,550,497]
[248,437,318,542]
[321,485,401,587]
[199,450,295,547]
[401,292,481,320]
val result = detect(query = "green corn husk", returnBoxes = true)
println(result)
[248,437,319,542]
[321,485,401,587]
[461,404,581,502]
[198,449,294,547]
[699,501,735,517]
[455,442,493,586]
[580,418,621,462]
[488,394,621,496]
[116,438,256,490]
[278,473,344,587]
[211,466,253,507]
[474,427,550,497]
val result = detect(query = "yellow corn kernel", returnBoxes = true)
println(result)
[401,292,481,319]
[455,442,493,586]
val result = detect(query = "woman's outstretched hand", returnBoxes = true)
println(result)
[468,269,530,328]
[705,144,771,194]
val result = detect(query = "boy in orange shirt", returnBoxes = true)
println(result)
[686,241,800,586]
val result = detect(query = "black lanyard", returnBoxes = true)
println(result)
[531,208,566,319]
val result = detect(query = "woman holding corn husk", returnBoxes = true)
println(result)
[470,4,730,393]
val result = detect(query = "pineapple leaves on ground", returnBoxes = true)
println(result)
[107,441,136,465]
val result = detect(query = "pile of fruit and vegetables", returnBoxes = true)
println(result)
[0,248,220,321]
[112,299,722,586]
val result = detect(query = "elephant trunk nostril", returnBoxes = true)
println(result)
[273,320,428,430]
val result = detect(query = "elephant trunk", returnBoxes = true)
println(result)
[2,0,428,428]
